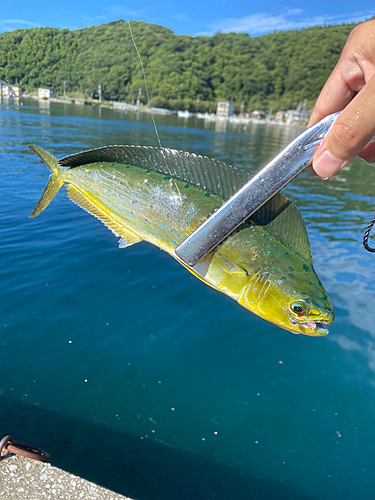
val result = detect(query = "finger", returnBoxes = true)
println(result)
[359,142,375,163]
[308,69,355,128]
[312,72,375,177]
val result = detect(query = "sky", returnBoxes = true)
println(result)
[1,0,375,37]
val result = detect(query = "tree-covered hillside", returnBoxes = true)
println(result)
[0,19,369,112]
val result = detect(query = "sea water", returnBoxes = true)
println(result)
[1,98,375,499]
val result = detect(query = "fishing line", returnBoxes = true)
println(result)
[125,18,163,149]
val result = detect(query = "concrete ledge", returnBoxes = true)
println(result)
[0,455,132,500]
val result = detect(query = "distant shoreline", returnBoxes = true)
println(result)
[1,93,307,129]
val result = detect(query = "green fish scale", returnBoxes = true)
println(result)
[70,164,222,250]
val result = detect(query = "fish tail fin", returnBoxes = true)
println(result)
[28,145,65,218]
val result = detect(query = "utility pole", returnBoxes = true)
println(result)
[98,84,102,102]
[63,81,66,98]
[302,98,307,121]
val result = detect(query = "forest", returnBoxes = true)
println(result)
[0,19,370,112]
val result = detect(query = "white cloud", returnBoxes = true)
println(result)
[80,14,108,23]
[175,13,189,23]
[198,9,375,36]
[0,19,40,28]
[108,4,145,19]
[335,335,363,353]
[0,19,79,32]
[287,9,304,16]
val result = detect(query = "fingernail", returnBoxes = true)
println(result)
[314,149,347,178]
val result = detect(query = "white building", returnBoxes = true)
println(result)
[38,88,55,99]
[251,110,266,120]
[0,81,21,97]
[217,101,234,117]
[285,110,302,125]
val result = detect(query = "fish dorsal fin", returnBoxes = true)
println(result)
[249,192,312,263]
[59,146,251,201]
[66,185,142,247]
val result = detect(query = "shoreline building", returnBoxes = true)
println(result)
[0,81,21,97]
[38,88,55,99]
[251,110,267,120]
[275,111,287,122]
[216,101,234,118]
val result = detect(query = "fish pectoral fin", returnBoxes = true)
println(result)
[215,252,248,277]
[66,184,142,246]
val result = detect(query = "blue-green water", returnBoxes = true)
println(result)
[1,98,375,499]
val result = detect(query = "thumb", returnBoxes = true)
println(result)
[312,73,375,178]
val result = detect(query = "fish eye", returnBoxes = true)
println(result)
[291,304,303,314]
[290,300,310,315]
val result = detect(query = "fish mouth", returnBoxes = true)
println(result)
[289,316,329,336]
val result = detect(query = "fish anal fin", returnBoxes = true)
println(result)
[66,185,141,247]
[119,237,139,248]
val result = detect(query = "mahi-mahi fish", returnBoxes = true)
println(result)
[28,144,334,336]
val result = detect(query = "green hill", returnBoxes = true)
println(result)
[0,19,368,112]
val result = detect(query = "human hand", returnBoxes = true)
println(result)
[308,20,375,178]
